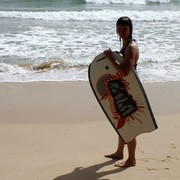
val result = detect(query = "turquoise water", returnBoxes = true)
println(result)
[0,0,86,11]
[0,0,180,11]
[0,0,180,12]
[0,0,180,82]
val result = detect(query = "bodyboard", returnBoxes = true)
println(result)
[88,51,158,143]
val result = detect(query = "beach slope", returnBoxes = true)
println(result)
[0,81,180,180]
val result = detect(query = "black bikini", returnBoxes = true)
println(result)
[120,40,137,70]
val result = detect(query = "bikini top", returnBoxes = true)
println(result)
[120,40,137,70]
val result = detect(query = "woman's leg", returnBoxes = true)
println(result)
[115,138,137,167]
[105,137,125,160]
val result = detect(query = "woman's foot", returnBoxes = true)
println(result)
[105,153,123,160]
[115,159,136,168]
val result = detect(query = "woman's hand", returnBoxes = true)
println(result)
[103,50,113,60]
[104,50,121,70]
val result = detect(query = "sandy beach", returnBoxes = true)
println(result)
[0,81,180,180]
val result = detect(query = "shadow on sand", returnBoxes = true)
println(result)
[53,160,128,180]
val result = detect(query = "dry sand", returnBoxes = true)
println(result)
[0,81,180,180]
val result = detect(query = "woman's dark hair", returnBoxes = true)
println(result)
[116,16,133,40]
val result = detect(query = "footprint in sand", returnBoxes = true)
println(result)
[166,143,179,160]
[166,155,179,161]
[170,143,176,149]
[146,167,170,171]
[137,148,144,154]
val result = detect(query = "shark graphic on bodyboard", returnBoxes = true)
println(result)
[88,51,158,143]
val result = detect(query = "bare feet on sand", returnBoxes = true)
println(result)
[104,153,123,160]
[115,159,136,168]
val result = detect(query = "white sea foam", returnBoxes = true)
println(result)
[0,17,179,83]
[85,0,172,4]
[0,61,180,83]
[146,0,171,3]
[0,10,180,22]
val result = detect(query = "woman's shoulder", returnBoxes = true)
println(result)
[129,40,138,47]
[127,41,139,52]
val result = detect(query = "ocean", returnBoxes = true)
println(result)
[0,0,180,82]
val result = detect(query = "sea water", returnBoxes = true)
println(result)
[0,0,180,82]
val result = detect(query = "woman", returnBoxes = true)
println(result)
[104,16,139,167]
